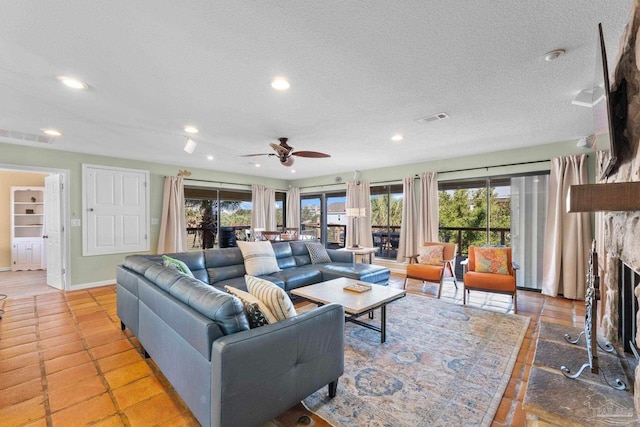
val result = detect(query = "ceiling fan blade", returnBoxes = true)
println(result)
[291,151,331,158]
[240,153,272,157]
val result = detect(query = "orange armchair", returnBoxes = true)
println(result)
[463,246,517,313]
[404,242,457,298]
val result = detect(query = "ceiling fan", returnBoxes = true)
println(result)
[242,138,330,167]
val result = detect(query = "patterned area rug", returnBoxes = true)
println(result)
[303,294,529,427]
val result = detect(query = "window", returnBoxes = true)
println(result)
[301,194,322,241]
[438,173,548,289]
[184,188,252,249]
[370,184,403,259]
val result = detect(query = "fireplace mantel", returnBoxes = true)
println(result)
[568,182,640,212]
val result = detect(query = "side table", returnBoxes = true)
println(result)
[337,246,378,264]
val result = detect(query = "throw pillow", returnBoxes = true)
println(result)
[474,247,509,275]
[162,255,195,278]
[305,241,332,264]
[418,245,444,266]
[224,286,278,325]
[237,241,281,276]
[245,275,297,321]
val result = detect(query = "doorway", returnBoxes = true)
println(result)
[0,163,69,291]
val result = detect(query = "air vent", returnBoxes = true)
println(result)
[415,112,449,124]
[0,129,53,144]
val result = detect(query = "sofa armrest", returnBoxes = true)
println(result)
[328,249,354,264]
[211,303,345,427]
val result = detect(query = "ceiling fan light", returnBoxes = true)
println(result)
[281,156,295,167]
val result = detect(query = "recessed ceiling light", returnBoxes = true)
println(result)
[541,49,565,62]
[184,126,199,134]
[391,134,403,142]
[206,155,214,160]
[291,169,296,173]
[255,163,261,168]
[57,76,88,90]
[271,77,290,91]
[42,129,62,136]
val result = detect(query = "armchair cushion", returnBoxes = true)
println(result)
[473,247,509,275]
[418,245,444,265]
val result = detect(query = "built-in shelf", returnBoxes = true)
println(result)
[11,186,46,271]
[568,182,640,212]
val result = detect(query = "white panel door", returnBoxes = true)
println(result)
[45,174,64,289]
[83,165,149,256]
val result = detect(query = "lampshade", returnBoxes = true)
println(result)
[346,208,366,217]
[184,137,197,154]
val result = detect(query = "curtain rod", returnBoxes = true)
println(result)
[298,158,566,189]
[178,177,252,187]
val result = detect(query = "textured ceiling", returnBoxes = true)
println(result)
[0,1,634,179]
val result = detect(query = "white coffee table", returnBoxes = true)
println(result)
[291,277,405,343]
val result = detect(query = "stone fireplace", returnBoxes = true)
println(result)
[597,0,640,413]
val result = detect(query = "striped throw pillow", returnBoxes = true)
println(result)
[245,275,297,321]
[224,285,278,325]
[237,241,281,276]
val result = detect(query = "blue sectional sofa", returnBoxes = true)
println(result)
[115,240,390,427]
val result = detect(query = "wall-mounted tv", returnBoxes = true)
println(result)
[592,23,627,180]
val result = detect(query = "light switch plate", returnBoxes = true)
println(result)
[71,219,81,227]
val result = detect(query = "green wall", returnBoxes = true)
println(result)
[0,138,594,288]
[290,139,596,192]
[0,142,287,288]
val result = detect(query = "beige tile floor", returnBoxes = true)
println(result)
[0,271,586,426]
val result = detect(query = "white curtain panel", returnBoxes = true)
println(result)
[251,184,266,230]
[541,154,592,299]
[157,176,187,253]
[286,186,300,228]
[264,188,277,230]
[418,172,439,243]
[397,176,418,262]
[346,181,373,248]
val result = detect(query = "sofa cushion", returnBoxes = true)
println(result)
[271,242,297,269]
[144,264,249,335]
[165,251,208,284]
[162,255,195,277]
[237,241,281,276]
[246,275,297,321]
[225,286,277,325]
[305,242,332,264]
[265,266,324,292]
[290,240,313,266]
[318,263,391,285]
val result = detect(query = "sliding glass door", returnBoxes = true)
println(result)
[439,173,548,290]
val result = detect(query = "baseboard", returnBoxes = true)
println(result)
[68,279,115,291]
[373,258,407,275]
[0,267,11,272]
